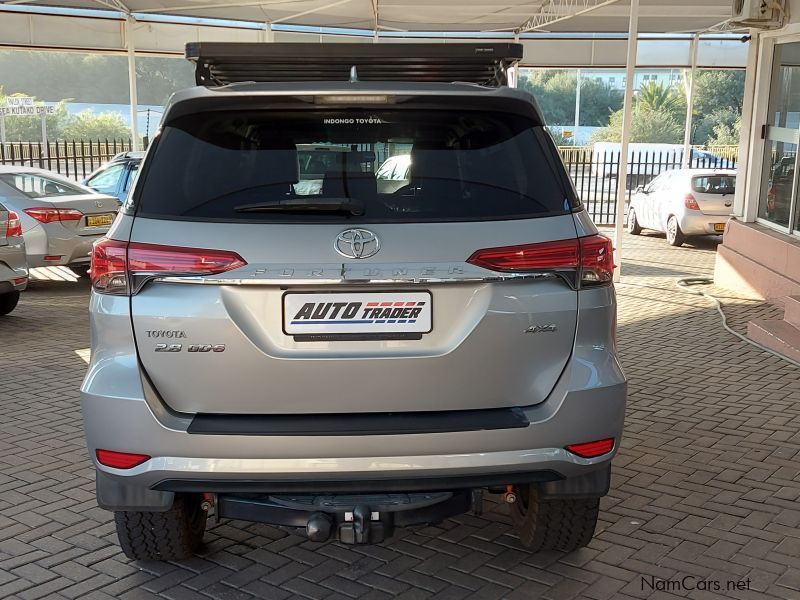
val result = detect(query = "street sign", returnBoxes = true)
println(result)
[1,96,55,116]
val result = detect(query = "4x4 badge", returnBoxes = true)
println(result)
[334,229,380,259]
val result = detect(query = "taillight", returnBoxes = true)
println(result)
[565,438,615,458]
[91,239,129,294]
[95,449,150,469]
[127,243,247,275]
[467,239,579,272]
[91,239,247,295]
[466,234,614,287]
[6,210,22,237]
[23,207,83,223]
[684,193,700,210]
[579,234,614,286]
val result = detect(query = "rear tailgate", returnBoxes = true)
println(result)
[50,194,119,234]
[129,217,579,414]
[691,174,735,216]
[123,96,588,416]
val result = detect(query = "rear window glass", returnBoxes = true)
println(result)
[0,173,86,198]
[134,110,570,223]
[691,175,736,195]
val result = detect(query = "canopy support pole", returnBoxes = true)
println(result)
[574,67,581,130]
[682,34,699,167]
[125,15,140,151]
[613,0,639,283]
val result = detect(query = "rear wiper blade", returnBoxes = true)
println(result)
[235,197,364,215]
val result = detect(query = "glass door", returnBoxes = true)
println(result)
[759,42,800,232]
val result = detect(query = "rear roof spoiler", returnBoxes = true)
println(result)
[185,42,523,88]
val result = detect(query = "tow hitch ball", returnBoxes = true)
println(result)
[306,512,332,542]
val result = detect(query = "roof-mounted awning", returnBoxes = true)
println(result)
[185,42,524,88]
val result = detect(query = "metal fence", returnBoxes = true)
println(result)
[0,139,133,180]
[0,139,737,225]
[556,146,737,224]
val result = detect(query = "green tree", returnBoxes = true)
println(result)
[578,78,623,126]
[693,69,745,117]
[590,104,684,144]
[520,70,577,125]
[636,81,685,119]
[692,107,740,145]
[520,70,623,127]
[60,109,130,140]
[706,115,741,146]
[0,50,193,106]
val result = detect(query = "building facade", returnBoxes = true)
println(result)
[715,4,800,359]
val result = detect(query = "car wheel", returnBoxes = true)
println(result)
[114,494,207,560]
[666,216,685,247]
[509,485,599,552]
[627,208,642,235]
[0,291,20,316]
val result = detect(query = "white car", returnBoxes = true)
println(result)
[627,168,736,246]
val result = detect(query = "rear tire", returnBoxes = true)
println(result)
[114,494,207,560]
[0,291,20,316]
[666,216,686,247]
[510,485,599,552]
[627,208,642,235]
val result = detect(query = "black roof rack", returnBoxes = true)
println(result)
[185,42,523,88]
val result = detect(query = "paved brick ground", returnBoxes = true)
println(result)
[1,231,800,600]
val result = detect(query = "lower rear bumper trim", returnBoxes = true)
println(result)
[187,407,530,436]
[152,470,562,494]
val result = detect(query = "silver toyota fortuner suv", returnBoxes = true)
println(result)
[81,43,626,560]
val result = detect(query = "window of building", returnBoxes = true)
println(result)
[758,41,800,232]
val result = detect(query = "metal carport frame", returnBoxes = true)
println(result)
[0,0,749,275]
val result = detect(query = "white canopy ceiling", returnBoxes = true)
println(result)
[0,0,735,33]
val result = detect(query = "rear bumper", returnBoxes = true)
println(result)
[24,223,99,268]
[678,213,730,236]
[82,286,626,510]
[0,239,28,292]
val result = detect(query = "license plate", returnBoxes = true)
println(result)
[714,223,726,233]
[86,213,114,228]
[283,292,432,335]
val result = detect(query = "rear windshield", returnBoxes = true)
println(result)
[691,175,736,195]
[0,173,87,198]
[134,109,571,222]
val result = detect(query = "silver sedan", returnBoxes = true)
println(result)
[0,166,120,275]
[0,201,27,315]
[628,168,736,246]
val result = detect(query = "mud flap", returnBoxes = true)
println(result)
[96,470,175,512]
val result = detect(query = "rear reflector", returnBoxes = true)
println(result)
[91,239,247,295]
[467,234,614,286]
[44,255,63,261]
[24,207,83,223]
[95,449,150,469]
[6,210,22,238]
[13,277,27,285]
[565,438,614,458]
